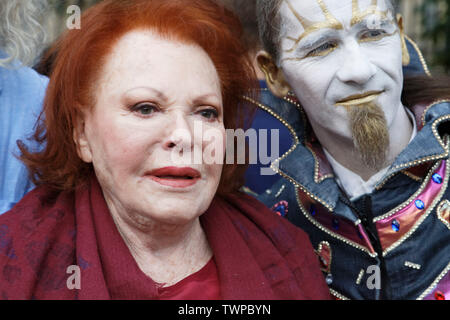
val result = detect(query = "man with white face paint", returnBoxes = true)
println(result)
[252,0,450,300]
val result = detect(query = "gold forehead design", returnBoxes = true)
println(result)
[284,0,395,54]
[351,0,393,26]
[283,0,343,53]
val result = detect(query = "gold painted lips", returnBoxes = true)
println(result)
[335,91,383,107]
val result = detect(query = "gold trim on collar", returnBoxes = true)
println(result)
[436,199,450,230]
[401,170,423,182]
[242,93,335,211]
[404,34,431,77]
[295,188,377,257]
[375,103,450,189]
[421,99,450,128]
[329,288,350,300]
[281,95,334,184]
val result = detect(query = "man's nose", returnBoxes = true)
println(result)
[163,112,194,151]
[336,41,377,85]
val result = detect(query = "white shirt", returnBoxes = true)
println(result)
[323,107,418,201]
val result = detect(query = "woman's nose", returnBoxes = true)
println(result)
[336,41,377,85]
[163,112,194,151]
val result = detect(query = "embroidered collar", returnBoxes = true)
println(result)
[252,88,450,219]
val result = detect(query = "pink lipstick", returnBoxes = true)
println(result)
[147,167,201,188]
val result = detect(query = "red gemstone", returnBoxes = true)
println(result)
[434,291,446,300]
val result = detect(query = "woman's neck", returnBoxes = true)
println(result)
[107,201,213,286]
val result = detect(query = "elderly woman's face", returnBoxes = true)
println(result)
[76,30,225,225]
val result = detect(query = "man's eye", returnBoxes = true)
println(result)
[361,29,387,40]
[306,42,337,57]
[198,108,219,120]
[131,103,158,116]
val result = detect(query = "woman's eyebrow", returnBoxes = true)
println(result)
[192,93,222,105]
[122,86,169,102]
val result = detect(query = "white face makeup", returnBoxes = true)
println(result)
[278,0,405,141]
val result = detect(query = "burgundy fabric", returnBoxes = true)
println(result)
[0,175,330,300]
[156,258,220,300]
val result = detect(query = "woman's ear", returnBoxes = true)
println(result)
[256,50,292,98]
[73,112,93,163]
[397,14,411,66]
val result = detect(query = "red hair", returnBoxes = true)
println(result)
[21,0,257,194]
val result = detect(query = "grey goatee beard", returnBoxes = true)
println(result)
[348,102,390,172]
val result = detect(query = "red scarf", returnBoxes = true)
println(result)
[0,175,330,300]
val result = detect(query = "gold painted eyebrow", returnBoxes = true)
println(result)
[283,0,343,54]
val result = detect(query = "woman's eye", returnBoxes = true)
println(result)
[131,103,158,116]
[306,42,337,57]
[198,108,219,120]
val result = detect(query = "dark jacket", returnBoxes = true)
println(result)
[247,37,450,300]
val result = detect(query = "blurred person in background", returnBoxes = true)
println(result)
[0,0,49,214]
[220,0,293,195]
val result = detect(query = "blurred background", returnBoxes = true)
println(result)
[42,0,450,74]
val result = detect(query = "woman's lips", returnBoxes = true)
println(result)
[146,167,201,188]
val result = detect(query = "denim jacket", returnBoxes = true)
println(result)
[249,38,450,300]
[0,54,48,214]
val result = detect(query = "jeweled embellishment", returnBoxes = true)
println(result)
[357,229,364,239]
[391,219,400,232]
[315,241,332,274]
[415,199,425,210]
[309,204,316,216]
[271,200,288,217]
[332,218,339,230]
[437,200,450,229]
[434,291,446,300]
[432,173,443,184]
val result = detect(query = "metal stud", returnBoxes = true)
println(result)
[325,273,333,285]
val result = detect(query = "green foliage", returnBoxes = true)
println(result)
[417,0,450,72]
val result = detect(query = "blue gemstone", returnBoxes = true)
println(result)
[276,205,286,217]
[432,173,443,184]
[391,219,400,232]
[309,204,316,216]
[332,218,339,230]
[415,199,425,210]
[357,229,364,239]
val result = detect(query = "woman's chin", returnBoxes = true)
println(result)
[131,197,210,225]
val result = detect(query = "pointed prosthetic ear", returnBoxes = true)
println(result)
[73,112,93,163]
[397,14,410,66]
[256,51,292,98]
